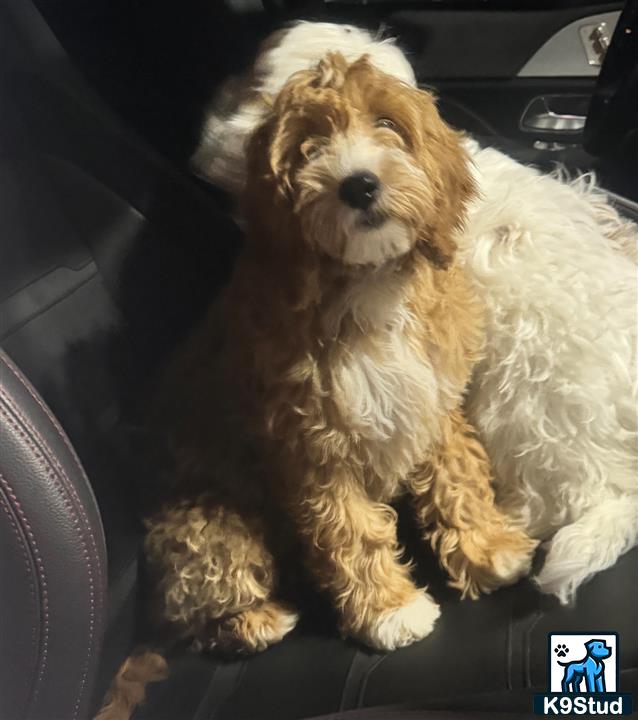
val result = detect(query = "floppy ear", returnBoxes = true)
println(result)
[410,88,476,269]
[244,55,350,211]
[243,108,313,255]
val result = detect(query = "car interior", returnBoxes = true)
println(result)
[0,0,636,719]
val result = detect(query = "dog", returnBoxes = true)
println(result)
[193,22,638,605]
[97,52,538,720]
[559,639,611,692]
[459,144,638,604]
[149,52,536,654]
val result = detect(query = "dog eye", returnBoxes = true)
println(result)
[375,118,399,132]
[301,139,323,160]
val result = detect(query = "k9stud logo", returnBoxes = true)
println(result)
[533,632,633,716]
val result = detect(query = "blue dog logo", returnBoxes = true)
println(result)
[534,632,633,715]
[559,639,611,693]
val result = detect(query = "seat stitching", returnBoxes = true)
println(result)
[0,395,97,719]
[0,485,40,715]
[0,380,106,611]
[0,471,49,706]
[0,394,99,720]
[0,354,106,598]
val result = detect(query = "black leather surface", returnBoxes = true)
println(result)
[309,711,535,720]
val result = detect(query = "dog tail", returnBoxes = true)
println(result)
[534,494,638,604]
[94,650,168,720]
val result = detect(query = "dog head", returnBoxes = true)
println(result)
[245,53,475,270]
[586,640,612,660]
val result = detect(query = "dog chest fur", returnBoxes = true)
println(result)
[326,279,444,488]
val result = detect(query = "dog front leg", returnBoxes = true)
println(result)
[288,465,439,651]
[408,409,537,598]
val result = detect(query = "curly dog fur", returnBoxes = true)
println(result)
[142,54,535,665]
[459,142,638,604]
[192,21,638,605]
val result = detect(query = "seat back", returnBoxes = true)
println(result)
[0,350,107,720]
[0,1,240,715]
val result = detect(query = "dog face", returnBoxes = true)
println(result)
[245,53,475,269]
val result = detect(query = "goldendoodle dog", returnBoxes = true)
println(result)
[144,52,536,657]
[97,52,538,720]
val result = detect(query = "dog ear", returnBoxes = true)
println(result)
[406,87,476,270]
[413,90,476,269]
[419,95,476,269]
[244,55,350,210]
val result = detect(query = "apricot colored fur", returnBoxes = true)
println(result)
[95,652,168,720]
[145,54,536,657]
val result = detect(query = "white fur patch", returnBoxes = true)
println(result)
[258,22,416,96]
[534,494,638,604]
[340,220,413,267]
[358,592,440,651]
[329,281,443,484]
[459,144,638,602]
[332,133,386,179]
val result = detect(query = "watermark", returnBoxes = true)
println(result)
[533,632,633,716]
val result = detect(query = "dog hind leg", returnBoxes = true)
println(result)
[145,494,297,653]
[535,493,638,604]
[197,600,299,655]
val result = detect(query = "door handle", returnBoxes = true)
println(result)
[520,95,590,134]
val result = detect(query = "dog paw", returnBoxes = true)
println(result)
[246,601,299,651]
[202,601,299,656]
[355,592,440,652]
[554,643,569,658]
[262,602,299,645]
[451,527,538,598]
[488,542,536,587]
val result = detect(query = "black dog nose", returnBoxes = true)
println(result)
[339,172,380,210]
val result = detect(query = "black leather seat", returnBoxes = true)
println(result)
[0,2,636,719]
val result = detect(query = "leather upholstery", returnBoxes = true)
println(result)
[0,0,239,716]
[0,350,107,720]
